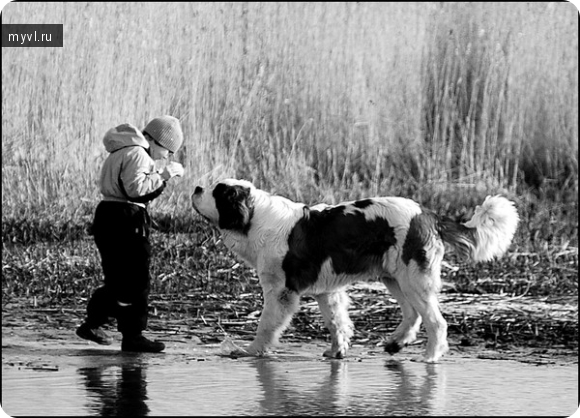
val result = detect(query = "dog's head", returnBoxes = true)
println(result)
[192,179,255,233]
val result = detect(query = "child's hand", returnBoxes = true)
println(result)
[161,162,184,180]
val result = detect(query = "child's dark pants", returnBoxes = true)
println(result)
[85,201,152,336]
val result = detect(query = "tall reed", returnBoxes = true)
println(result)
[2,2,577,232]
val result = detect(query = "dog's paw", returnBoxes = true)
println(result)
[227,348,254,358]
[245,343,268,357]
[411,355,441,363]
[383,340,404,355]
[323,347,347,359]
[220,346,264,359]
[414,342,449,363]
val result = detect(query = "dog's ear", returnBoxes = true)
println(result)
[214,184,254,233]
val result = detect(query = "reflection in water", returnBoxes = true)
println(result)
[78,360,149,416]
[254,357,447,415]
[256,359,348,415]
[2,349,576,416]
[382,360,447,415]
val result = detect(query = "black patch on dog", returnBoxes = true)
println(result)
[213,183,254,234]
[401,211,438,270]
[353,199,374,209]
[282,204,397,293]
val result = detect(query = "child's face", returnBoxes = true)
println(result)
[148,138,173,161]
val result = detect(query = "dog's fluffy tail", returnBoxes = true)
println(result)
[439,195,519,262]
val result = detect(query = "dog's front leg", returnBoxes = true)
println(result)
[246,284,300,356]
[315,291,353,359]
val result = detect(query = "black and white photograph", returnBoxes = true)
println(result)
[2,2,578,416]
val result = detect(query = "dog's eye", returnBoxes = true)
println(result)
[226,188,239,198]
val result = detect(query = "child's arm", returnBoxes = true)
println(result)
[118,148,167,204]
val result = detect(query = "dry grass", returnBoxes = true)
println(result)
[2,3,578,300]
[2,3,577,204]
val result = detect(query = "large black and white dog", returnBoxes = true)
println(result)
[192,179,519,362]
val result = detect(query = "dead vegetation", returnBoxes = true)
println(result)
[2,225,577,355]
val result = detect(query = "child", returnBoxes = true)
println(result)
[77,115,185,352]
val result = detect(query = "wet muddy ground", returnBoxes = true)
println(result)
[2,283,578,416]
[2,326,578,416]
[3,281,577,359]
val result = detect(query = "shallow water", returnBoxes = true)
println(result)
[2,345,578,417]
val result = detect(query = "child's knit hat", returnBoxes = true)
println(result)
[143,115,183,153]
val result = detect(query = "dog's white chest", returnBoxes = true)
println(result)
[223,233,258,268]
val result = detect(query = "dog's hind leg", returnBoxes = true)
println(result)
[382,277,422,355]
[398,265,449,363]
[315,290,353,359]
[246,285,300,356]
